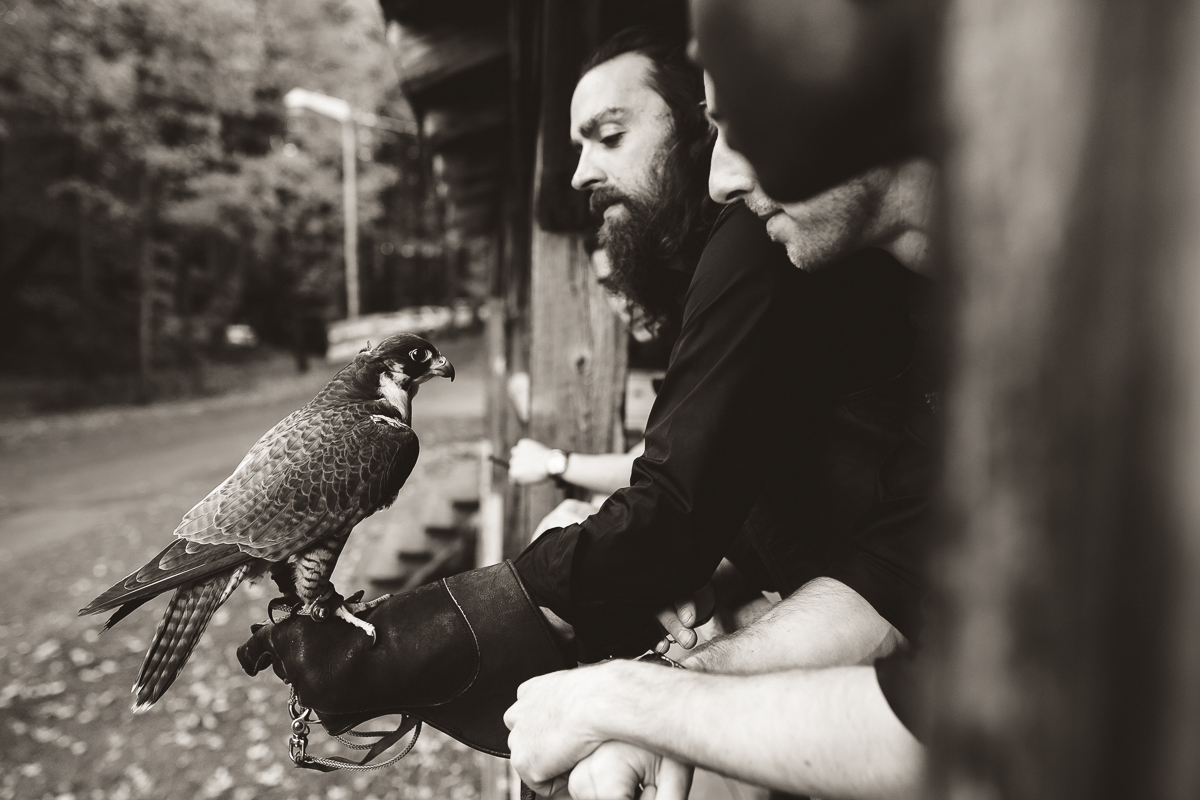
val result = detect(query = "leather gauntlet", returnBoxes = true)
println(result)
[237,561,568,757]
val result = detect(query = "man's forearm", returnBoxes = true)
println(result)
[599,663,925,800]
[563,447,641,495]
[686,576,905,674]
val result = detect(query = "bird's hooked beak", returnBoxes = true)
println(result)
[428,354,455,382]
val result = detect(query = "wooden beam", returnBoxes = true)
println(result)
[423,103,508,147]
[444,202,498,235]
[389,22,508,97]
[533,0,592,232]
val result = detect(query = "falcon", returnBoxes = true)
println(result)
[79,332,454,711]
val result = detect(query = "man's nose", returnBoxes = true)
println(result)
[708,133,757,204]
[571,148,604,192]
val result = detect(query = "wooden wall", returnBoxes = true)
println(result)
[931,1,1200,797]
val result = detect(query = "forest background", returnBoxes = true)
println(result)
[0,0,445,412]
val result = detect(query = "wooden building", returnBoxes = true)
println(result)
[377,0,689,560]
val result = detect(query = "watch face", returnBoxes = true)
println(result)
[546,450,568,477]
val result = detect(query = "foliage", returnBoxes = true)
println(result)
[0,0,436,392]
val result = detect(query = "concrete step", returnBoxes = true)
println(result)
[360,443,482,593]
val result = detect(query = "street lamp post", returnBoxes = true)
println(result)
[340,118,359,318]
[283,88,415,319]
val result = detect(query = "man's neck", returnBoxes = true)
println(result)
[868,159,936,275]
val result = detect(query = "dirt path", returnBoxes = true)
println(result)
[0,334,488,800]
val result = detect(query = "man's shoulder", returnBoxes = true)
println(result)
[702,202,787,261]
[688,203,796,300]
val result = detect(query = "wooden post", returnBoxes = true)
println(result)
[524,204,627,533]
[931,2,1200,797]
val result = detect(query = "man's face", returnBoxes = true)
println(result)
[705,72,881,271]
[569,52,692,327]
[689,0,923,203]
[570,53,675,239]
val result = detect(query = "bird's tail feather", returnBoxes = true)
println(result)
[132,565,248,711]
[103,597,153,632]
[79,541,249,618]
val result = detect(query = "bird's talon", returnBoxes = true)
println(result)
[334,604,377,642]
[346,593,392,614]
[268,597,298,624]
[305,590,344,622]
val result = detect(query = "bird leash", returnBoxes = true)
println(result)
[266,593,423,773]
[285,691,538,799]
[286,687,422,772]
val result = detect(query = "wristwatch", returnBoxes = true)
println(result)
[544,449,569,478]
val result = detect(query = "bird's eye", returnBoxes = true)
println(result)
[410,348,431,363]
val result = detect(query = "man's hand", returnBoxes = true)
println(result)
[569,742,694,800]
[509,438,555,485]
[654,584,715,651]
[506,661,651,794]
[504,666,612,793]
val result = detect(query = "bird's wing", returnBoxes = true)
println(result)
[171,407,419,563]
[78,538,250,616]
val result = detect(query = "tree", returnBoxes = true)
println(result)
[0,0,417,398]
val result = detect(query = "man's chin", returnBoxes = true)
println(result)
[764,210,788,242]
[603,203,628,223]
[597,205,629,244]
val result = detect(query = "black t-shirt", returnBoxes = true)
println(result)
[516,203,931,660]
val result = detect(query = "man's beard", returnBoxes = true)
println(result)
[747,174,877,272]
[591,156,693,330]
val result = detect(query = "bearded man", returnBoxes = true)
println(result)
[513,26,929,667]
[581,34,715,341]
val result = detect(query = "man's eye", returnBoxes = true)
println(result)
[410,348,431,363]
[600,132,624,147]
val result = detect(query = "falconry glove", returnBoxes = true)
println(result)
[237,561,569,757]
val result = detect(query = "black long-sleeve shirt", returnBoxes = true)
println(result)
[516,204,931,660]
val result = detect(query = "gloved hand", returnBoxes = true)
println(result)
[237,561,569,757]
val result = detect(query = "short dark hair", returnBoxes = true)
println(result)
[581,25,716,275]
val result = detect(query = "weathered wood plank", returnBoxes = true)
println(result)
[932,1,1200,798]
[523,215,627,537]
